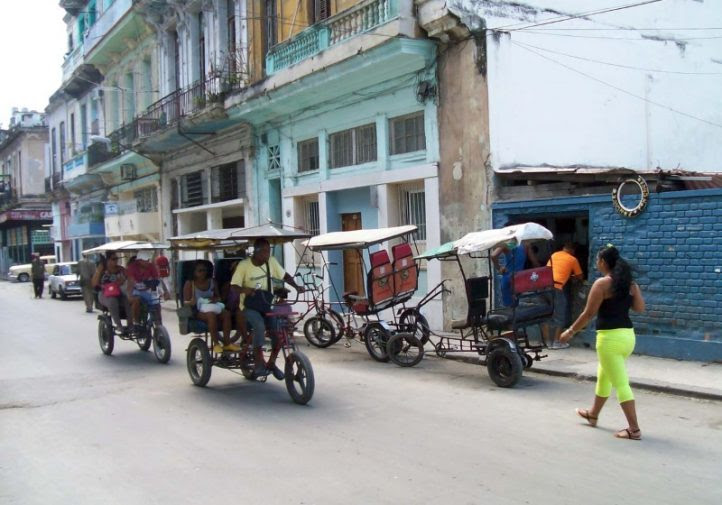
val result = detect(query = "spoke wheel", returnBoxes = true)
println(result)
[284,351,315,405]
[363,323,390,363]
[328,309,346,343]
[387,332,424,367]
[399,309,431,346]
[98,318,114,356]
[152,325,172,364]
[486,346,523,388]
[523,353,534,369]
[303,316,336,348]
[137,329,152,351]
[187,337,212,386]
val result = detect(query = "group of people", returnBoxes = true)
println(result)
[180,238,304,380]
[493,236,644,440]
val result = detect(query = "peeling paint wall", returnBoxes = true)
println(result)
[447,0,722,173]
[437,38,493,326]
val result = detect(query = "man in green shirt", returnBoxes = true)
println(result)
[31,254,45,299]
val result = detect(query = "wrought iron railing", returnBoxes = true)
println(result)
[266,0,397,74]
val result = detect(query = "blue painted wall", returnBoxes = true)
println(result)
[493,189,722,361]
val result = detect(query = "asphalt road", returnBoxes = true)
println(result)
[1,281,721,505]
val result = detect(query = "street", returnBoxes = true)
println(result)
[1,280,721,505]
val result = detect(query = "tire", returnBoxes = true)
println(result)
[387,332,424,367]
[60,288,67,300]
[399,309,431,346]
[98,318,114,356]
[303,316,336,348]
[363,323,390,362]
[152,325,172,364]
[18,273,29,283]
[51,287,57,299]
[241,367,259,381]
[486,346,523,388]
[284,351,315,405]
[136,330,152,351]
[187,337,212,386]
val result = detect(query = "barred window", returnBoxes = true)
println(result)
[389,112,426,155]
[268,145,281,171]
[181,171,205,208]
[211,162,241,202]
[305,200,320,236]
[297,138,319,172]
[329,123,377,168]
[134,187,158,213]
[398,183,426,241]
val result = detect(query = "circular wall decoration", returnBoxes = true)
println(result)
[612,175,650,218]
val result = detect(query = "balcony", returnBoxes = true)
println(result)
[62,152,88,181]
[68,202,105,238]
[266,0,399,74]
[62,46,84,82]
[104,200,159,239]
[84,0,134,64]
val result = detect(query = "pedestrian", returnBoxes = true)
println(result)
[543,242,583,349]
[78,255,97,313]
[30,253,45,299]
[560,245,645,440]
[491,223,540,307]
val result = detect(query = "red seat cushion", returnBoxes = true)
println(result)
[370,250,390,268]
[513,267,554,295]
[368,250,394,307]
[392,243,417,298]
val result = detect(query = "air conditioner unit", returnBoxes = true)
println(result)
[120,164,137,181]
[91,88,104,101]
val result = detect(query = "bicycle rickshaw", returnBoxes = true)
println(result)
[83,241,173,364]
[412,222,556,387]
[169,223,316,405]
[300,225,426,364]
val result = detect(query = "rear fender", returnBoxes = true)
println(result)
[487,337,517,353]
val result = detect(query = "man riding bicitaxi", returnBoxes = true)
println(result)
[230,238,304,379]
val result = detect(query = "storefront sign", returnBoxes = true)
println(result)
[0,210,53,224]
[612,175,650,218]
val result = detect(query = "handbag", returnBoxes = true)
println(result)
[102,282,121,298]
[243,262,274,314]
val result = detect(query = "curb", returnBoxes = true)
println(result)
[438,354,722,402]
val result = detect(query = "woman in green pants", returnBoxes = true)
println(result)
[560,245,646,440]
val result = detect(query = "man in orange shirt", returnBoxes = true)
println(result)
[544,242,583,349]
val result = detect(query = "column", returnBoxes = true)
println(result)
[423,176,442,330]
[206,207,223,230]
[376,113,389,170]
[318,130,329,181]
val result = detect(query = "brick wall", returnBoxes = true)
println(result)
[493,188,722,361]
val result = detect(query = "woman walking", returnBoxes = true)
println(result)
[560,245,645,440]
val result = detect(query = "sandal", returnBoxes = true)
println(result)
[576,408,598,427]
[614,428,642,441]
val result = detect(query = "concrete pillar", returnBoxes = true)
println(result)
[376,183,390,228]
[318,129,329,180]
[424,176,443,330]
[206,207,223,230]
[376,113,389,170]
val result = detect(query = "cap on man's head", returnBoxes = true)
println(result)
[136,250,153,261]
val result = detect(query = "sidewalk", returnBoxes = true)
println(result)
[524,347,722,401]
[161,303,722,401]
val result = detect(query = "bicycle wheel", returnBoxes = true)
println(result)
[399,309,431,346]
[152,325,172,364]
[387,332,424,367]
[303,316,336,348]
[285,351,315,405]
[363,323,390,362]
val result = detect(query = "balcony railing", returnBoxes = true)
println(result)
[266,0,397,75]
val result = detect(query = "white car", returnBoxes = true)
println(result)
[8,255,57,282]
[48,262,82,300]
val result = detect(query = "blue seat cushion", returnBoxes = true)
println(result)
[188,318,209,334]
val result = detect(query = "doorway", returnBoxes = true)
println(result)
[342,213,364,295]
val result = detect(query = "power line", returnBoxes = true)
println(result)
[509,40,722,129]
[511,39,722,75]
[491,0,663,32]
[515,30,722,41]
[520,27,722,31]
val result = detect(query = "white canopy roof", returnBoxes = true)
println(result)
[82,241,169,255]
[169,223,310,247]
[454,223,553,256]
[307,225,418,251]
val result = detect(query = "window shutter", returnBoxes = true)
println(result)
[318,0,330,20]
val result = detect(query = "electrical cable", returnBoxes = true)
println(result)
[510,40,722,129]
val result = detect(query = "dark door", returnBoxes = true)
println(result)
[341,213,364,296]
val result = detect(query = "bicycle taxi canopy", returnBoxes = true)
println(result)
[169,222,311,248]
[305,225,418,251]
[82,240,170,255]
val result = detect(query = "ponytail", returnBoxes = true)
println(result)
[598,245,632,298]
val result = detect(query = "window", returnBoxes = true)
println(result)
[134,187,158,213]
[267,145,281,171]
[264,0,278,51]
[398,183,426,241]
[69,113,76,155]
[80,104,88,150]
[198,11,206,80]
[227,0,237,74]
[51,128,57,173]
[330,123,377,168]
[211,162,241,202]
[305,200,320,235]
[389,112,425,155]
[309,0,330,23]
[297,138,319,172]
[181,171,205,207]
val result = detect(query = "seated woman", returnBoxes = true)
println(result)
[183,260,236,353]
[91,252,131,335]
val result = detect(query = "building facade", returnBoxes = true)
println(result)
[0,109,53,275]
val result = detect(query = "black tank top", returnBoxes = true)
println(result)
[596,292,634,330]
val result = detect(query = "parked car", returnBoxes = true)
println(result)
[8,255,57,282]
[48,262,82,300]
